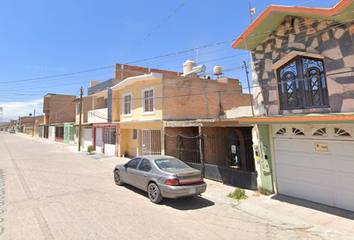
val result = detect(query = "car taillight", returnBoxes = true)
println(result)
[201,175,204,181]
[165,179,180,186]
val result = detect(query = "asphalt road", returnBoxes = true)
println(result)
[0,131,336,239]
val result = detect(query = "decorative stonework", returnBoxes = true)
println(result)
[251,16,354,115]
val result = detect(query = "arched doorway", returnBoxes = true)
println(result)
[229,129,247,169]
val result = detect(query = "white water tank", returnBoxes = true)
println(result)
[213,65,223,75]
[183,60,196,75]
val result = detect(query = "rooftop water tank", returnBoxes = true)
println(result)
[213,65,223,75]
[183,60,196,75]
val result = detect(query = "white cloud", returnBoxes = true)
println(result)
[0,99,43,122]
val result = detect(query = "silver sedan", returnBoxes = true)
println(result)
[114,155,207,203]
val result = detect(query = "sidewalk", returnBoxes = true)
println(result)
[30,135,354,238]
[75,149,354,238]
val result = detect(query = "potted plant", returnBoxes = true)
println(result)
[87,145,94,155]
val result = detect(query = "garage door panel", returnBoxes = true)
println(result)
[275,152,295,166]
[277,179,296,195]
[274,136,354,212]
[333,142,354,157]
[296,182,336,207]
[296,169,337,188]
[274,139,290,151]
[290,140,312,153]
[276,165,295,180]
[338,190,354,212]
[337,175,354,191]
[294,154,333,171]
[335,159,354,174]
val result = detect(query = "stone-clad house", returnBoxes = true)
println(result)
[232,0,354,212]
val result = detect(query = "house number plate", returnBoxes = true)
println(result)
[314,142,328,152]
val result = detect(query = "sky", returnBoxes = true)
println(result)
[0,0,341,122]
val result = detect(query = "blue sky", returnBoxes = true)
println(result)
[0,0,340,121]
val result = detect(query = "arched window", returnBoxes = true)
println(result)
[277,56,329,110]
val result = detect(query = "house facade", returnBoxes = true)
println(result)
[18,116,35,134]
[42,93,76,141]
[112,63,256,189]
[74,79,122,155]
[233,0,354,211]
[88,79,120,156]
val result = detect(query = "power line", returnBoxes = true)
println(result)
[116,0,190,63]
[2,6,353,87]
[0,65,115,84]
[110,68,354,101]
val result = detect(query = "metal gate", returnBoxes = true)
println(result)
[165,129,257,190]
[139,129,161,155]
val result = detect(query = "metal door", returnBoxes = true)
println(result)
[139,129,161,155]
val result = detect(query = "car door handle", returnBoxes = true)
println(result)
[143,175,147,178]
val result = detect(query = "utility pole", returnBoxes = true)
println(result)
[78,87,83,151]
[243,61,255,116]
[249,2,256,24]
[32,109,36,137]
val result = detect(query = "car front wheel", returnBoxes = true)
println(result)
[114,170,124,186]
[148,183,162,203]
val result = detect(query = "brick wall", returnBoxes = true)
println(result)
[43,94,76,124]
[163,76,252,120]
[114,63,252,120]
[20,116,35,125]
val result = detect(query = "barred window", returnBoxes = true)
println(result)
[277,57,329,110]
[105,127,116,144]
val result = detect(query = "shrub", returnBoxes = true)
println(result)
[258,187,273,196]
[227,188,248,201]
[87,145,94,155]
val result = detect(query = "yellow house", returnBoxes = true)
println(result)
[112,72,164,157]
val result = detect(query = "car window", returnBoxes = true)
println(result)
[126,158,141,169]
[138,159,152,172]
[155,158,190,171]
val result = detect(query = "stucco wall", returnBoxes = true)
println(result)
[252,16,354,115]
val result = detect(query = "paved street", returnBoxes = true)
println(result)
[0,132,353,240]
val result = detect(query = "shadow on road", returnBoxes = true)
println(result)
[271,194,354,220]
[123,185,214,210]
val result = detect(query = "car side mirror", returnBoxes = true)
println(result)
[124,164,128,168]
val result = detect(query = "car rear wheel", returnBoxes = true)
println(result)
[148,183,162,203]
[114,170,124,186]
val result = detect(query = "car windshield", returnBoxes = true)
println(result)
[154,158,190,171]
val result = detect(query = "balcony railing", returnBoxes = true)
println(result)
[88,108,108,123]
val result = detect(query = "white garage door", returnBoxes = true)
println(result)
[273,125,354,212]
[95,128,103,153]
[84,128,92,149]
[48,126,55,140]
